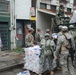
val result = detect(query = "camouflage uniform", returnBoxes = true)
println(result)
[25,33,34,47]
[40,33,55,73]
[57,31,62,38]
[57,26,63,68]
[69,25,76,66]
[35,32,41,43]
[69,29,76,48]
[58,4,65,24]
[55,26,76,75]
[69,25,76,67]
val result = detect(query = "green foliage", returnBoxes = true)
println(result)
[13,47,24,53]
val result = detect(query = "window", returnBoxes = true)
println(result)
[31,0,36,8]
[51,5,56,10]
[0,0,5,2]
[40,3,47,9]
[0,2,9,13]
[67,8,71,13]
[74,0,76,5]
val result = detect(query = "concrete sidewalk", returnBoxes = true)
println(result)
[0,51,25,72]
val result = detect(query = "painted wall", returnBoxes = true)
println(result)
[15,0,31,19]
[7,0,31,19]
[36,11,52,38]
[6,0,32,49]
[51,0,59,6]
[66,0,73,8]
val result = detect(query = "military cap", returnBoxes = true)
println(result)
[59,25,63,29]
[46,29,50,32]
[69,25,74,28]
[45,33,50,37]
[28,28,34,31]
[60,3,64,8]
[62,26,68,31]
[37,28,41,31]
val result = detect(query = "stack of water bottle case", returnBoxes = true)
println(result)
[24,45,41,74]
[17,45,41,75]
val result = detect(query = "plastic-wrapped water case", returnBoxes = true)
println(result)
[24,45,41,74]
[17,70,30,75]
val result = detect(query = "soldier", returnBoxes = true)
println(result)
[69,25,76,64]
[57,25,63,70]
[55,26,76,75]
[58,4,65,24]
[40,33,55,75]
[51,33,58,74]
[58,4,65,17]
[25,28,34,47]
[35,28,42,45]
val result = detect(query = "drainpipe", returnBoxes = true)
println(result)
[13,0,16,49]
[10,0,16,49]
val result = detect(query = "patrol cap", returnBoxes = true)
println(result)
[28,28,34,31]
[60,3,64,8]
[58,25,63,29]
[45,33,50,37]
[37,28,41,31]
[69,25,74,28]
[61,26,68,31]
[46,29,50,32]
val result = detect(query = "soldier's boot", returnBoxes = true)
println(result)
[57,67,62,71]
[50,71,54,75]
[42,70,50,75]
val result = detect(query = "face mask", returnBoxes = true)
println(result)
[45,36,49,40]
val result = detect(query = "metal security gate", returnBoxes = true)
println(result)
[0,22,9,50]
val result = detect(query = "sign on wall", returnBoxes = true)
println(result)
[30,7,35,16]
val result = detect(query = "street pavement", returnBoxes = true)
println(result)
[0,70,62,75]
[0,51,76,75]
[0,51,24,75]
[0,51,24,71]
[0,65,23,75]
[0,69,76,75]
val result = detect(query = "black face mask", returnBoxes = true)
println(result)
[45,36,50,40]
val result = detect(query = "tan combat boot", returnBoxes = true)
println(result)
[50,71,54,75]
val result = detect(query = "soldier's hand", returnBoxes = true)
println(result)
[31,44,34,47]
[56,55,60,60]
[37,42,40,45]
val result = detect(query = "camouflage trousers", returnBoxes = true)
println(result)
[39,54,53,73]
[60,50,76,75]
[74,53,76,68]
